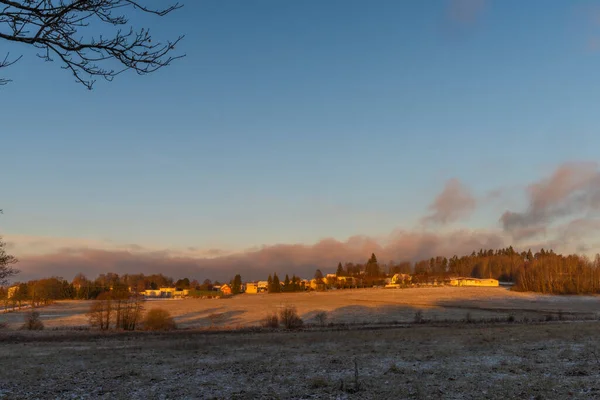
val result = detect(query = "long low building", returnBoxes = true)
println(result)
[447,278,499,287]
[142,287,190,298]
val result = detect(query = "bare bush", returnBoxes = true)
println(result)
[465,312,473,323]
[88,292,144,330]
[414,310,424,324]
[309,376,329,389]
[116,295,145,331]
[279,305,303,330]
[314,311,328,327]
[21,310,44,330]
[88,292,113,330]
[208,312,224,328]
[261,313,279,329]
[143,308,176,331]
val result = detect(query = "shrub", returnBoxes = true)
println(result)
[414,310,424,324]
[261,313,279,329]
[280,305,303,329]
[309,376,329,389]
[22,311,44,330]
[207,312,224,327]
[143,308,176,331]
[507,314,515,323]
[314,311,328,327]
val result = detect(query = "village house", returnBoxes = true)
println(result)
[6,285,19,299]
[391,273,412,285]
[245,283,258,294]
[308,279,326,291]
[323,274,338,285]
[244,281,268,294]
[219,284,232,295]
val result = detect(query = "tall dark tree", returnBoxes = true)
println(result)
[267,274,273,292]
[314,269,324,283]
[526,249,534,262]
[0,210,18,285]
[231,274,242,294]
[365,253,380,277]
[0,1,185,88]
[175,278,190,288]
[271,273,281,293]
[336,262,344,277]
[283,274,290,292]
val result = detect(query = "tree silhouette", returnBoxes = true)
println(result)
[336,262,344,277]
[272,273,281,293]
[231,274,242,294]
[0,1,184,89]
[314,269,324,283]
[283,274,290,292]
[0,210,18,285]
[365,253,379,277]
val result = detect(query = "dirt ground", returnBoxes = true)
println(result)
[2,322,600,399]
[2,287,600,330]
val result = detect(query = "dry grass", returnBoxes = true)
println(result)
[1,287,599,330]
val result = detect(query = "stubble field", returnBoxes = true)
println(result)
[2,286,600,330]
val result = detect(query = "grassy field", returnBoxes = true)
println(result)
[2,287,600,399]
[2,321,600,399]
[2,286,600,330]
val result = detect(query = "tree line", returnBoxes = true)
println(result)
[0,272,246,307]
[3,247,600,299]
[323,248,600,295]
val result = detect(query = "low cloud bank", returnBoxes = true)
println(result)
[6,161,600,282]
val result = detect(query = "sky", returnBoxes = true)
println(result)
[2,0,600,282]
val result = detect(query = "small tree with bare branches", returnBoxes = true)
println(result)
[0,0,185,89]
[0,210,18,285]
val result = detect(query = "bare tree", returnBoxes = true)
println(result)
[0,210,18,285]
[0,0,185,89]
[88,291,113,330]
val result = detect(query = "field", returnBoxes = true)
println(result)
[2,322,600,399]
[2,287,600,399]
[2,286,600,330]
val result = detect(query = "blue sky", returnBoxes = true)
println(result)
[2,0,600,258]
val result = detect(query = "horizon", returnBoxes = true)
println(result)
[2,0,600,282]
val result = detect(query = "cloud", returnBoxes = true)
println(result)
[446,0,488,25]
[9,229,507,283]
[500,162,600,240]
[4,234,234,260]
[8,162,600,284]
[421,179,476,225]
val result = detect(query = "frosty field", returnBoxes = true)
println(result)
[2,287,600,399]
[2,321,600,399]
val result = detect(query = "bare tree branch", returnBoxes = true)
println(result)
[0,209,19,285]
[0,0,185,89]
